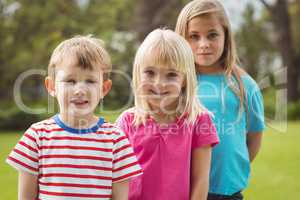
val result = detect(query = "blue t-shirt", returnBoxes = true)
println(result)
[197,73,265,195]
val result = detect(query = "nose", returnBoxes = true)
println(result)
[153,74,166,88]
[74,82,87,96]
[198,37,210,50]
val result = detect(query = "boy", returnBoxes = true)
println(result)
[6,36,142,200]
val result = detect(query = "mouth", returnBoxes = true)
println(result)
[197,52,212,56]
[149,89,169,96]
[70,99,89,106]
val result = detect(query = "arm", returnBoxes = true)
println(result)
[190,145,212,200]
[18,170,38,200]
[112,180,129,200]
[247,132,263,162]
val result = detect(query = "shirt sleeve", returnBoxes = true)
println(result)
[115,111,129,135]
[247,80,265,133]
[6,125,39,175]
[192,113,219,149]
[112,128,142,183]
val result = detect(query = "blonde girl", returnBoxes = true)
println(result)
[117,28,219,200]
[176,0,265,199]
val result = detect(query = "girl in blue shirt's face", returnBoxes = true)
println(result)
[187,14,225,73]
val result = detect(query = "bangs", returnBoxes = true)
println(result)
[141,39,185,72]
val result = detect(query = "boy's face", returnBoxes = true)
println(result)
[45,58,111,120]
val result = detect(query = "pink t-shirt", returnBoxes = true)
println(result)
[116,110,219,200]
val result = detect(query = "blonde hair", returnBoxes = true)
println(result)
[175,0,247,118]
[48,35,112,80]
[132,28,205,125]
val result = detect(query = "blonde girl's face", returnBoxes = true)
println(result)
[187,14,225,70]
[139,64,185,114]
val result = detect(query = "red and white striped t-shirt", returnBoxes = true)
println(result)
[7,115,142,199]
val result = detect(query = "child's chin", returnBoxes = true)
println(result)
[70,109,93,117]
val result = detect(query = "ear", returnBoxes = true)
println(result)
[45,76,56,97]
[102,79,112,97]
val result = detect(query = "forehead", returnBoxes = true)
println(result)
[55,57,103,78]
[188,14,223,33]
[141,48,183,72]
[143,64,180,72]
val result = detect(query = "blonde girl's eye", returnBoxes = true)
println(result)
[167,72,179,79]
[144,69,155,77]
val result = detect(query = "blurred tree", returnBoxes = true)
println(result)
[132,0,189,42]
[0,0,138,109]
[236,3,277,79]
[0,0,82,102]
[258,0,300,102]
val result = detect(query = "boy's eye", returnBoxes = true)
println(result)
[65,79,76,84]
[86,79,96,84]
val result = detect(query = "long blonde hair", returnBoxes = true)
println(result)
[175,0,247,118]
[132,28,206,125]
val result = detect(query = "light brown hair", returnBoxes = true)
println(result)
[175,0,247,118]
[48,35,112,80]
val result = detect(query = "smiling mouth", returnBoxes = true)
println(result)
[149,90,169,96]
[71,100,89,105]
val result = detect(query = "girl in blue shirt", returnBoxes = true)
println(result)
[175,0,265,199]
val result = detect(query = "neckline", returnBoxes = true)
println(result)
[54,114,105,134]
[147,112,187,126]
[198,73,225,77]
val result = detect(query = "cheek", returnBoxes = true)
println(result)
[188,41,197,54]
[140,77,153,89]
[216,38,225,54]
[166,79,184,94]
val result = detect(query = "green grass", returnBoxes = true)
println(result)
[0,131,22,200]
[1,121,299,199]
[244,121,300,199]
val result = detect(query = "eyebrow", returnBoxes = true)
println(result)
[143,66,155,70]
[143,66,179,72]
[208,29,219,33]
[188,29,219,34]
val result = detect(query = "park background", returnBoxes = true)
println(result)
[0,0,299,199]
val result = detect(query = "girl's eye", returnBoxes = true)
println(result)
[167,72,178,78]
[189,34,199,41]
[208,32,219,40]
[144,70,155,77]
[86,79,96,84]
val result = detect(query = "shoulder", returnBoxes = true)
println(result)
[116,107,136,124]
[236,66,260,89]
[31,117,57,128]
[196,111,214,122]
[188,111,214,129]
[98,121,123,135]
[28,116,59,134]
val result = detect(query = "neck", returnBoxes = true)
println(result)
[149,103,180,124]
[151,112,177,124]
[59,113,98,129]
[196,63,225,74]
